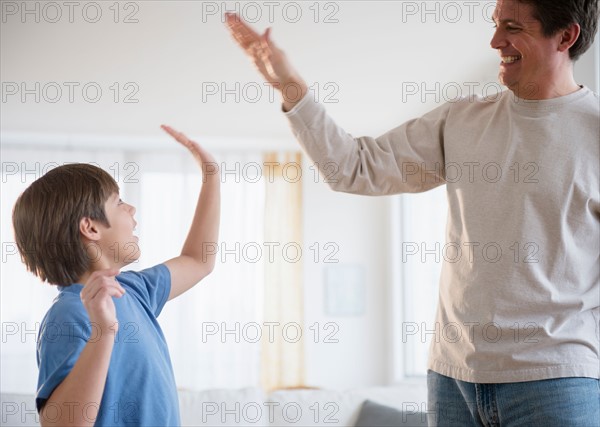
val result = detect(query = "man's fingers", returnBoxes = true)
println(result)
[264,27,273,46]
[225,12,261,50]
[225,12,280,81]
[225,12,257,36]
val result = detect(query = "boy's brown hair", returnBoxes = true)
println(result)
[12,163,119,285]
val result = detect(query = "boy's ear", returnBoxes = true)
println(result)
[79,217,101,241]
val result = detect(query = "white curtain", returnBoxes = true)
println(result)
[261,152,305,390]
[132,150,266,389]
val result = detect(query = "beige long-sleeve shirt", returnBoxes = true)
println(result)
[284,87,600,383]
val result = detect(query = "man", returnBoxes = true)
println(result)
[226,0,599,425]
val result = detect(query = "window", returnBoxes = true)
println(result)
[392,185,448,379]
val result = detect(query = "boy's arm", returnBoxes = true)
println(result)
[41,333,114,426]
[162,125,221,301]
[40,269,124,426]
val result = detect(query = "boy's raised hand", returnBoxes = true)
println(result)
[160,125,221,301]
[161,125,217,175]
[224,12,307,110]
[80,268,124,336]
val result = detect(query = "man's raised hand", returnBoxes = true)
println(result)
[224,12,308,111]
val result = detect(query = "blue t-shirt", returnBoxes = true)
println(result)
[36,264,180,426]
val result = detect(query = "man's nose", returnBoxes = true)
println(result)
[490,28,507,50]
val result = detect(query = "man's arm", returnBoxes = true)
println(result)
[162,125,221,301]
[224,13,447,195]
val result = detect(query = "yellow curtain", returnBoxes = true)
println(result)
[261,151,305,390]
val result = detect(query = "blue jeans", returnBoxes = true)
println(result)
[427,370,600,427]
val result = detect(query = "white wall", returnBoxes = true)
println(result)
[1,1,501,141]
[575,31,600,92]
[2,2,597,141]
[301,161,392,388]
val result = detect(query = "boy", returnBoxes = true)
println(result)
[12,125,220,426]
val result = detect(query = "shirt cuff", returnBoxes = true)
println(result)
[281,91,312,116]
[282,91,328,132]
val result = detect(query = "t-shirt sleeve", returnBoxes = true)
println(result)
[36,312,88,412]
[284,94,450,195]
[116,264,171,317]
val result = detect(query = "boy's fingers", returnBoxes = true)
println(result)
[83,281,123,300]
[160,124,178,137]
[160,125,216,164]
[84,284,125,304]
[91,268,121,285]
[103,287,125,299]
[82,276,125,302]
[82,269,122,296]
[93,287,124,302]
[161,124,184,140]
[101,268,120,277]
[88,267,120,279]
[161,125,188,144]
[161,125,200,150]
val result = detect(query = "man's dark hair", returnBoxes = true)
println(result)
[518,0,599,61]
[12,163,119,285]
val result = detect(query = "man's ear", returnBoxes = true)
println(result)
[80,217,101,241]
[557,23,581,53]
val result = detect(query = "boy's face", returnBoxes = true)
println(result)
[97,192,140,266]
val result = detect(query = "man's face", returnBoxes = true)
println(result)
[490,0,564,96]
